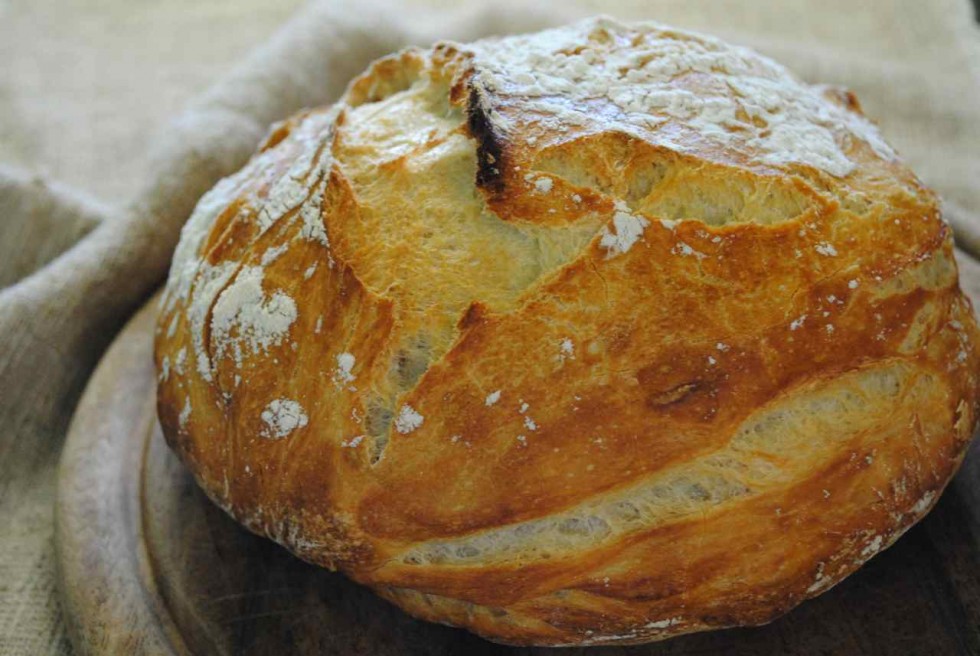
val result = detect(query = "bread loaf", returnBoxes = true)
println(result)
[154,17,980,646]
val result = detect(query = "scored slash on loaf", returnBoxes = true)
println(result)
[154,17,980,646]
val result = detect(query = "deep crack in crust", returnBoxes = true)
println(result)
[467,81,507,195]
[154,18,980,647]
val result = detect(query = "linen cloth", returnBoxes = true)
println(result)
[1,0,978,653]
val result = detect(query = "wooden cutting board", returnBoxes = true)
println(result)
[56,281,980,656]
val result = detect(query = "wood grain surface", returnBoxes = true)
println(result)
[57,253,980,655]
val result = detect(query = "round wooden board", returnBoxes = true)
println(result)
[56,292,980,656]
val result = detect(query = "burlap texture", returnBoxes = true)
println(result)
[1,1,978,652]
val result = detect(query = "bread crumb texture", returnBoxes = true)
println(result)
[154,18,980,646]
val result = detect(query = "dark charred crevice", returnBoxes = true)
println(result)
[466,81,506,194]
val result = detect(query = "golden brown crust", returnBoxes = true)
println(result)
[154,17,980,646]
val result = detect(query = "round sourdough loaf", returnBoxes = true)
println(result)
[155,17,980,646]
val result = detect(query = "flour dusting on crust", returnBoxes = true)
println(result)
[260,398,308,439]
[161,108,339,385]
[334,352,356,385]
[470,17,895,177]
[600,201,649,257]
[178,397,192,428]
[211,265,298,367]
[395,405,425,434]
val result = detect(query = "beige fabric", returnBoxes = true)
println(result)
[0,0,977,653]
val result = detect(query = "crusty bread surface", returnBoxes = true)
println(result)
[154,17,980,646]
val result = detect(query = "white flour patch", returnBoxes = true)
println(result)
[179,397,192,428]
[174,347,187,375]
[806,562,830,594]
[910,490,936,515]
[600,201,649,257]
[260,244,289,266]
[342,435,365,448]
[395,405,424,434]
[334,352,356,384]
[257,177,307,235]
[860,535,884,558]
[645,617,681,630]
[211,266,298,367]
[260,398,308,439]
[673,241,706,259]
[298,190,329,246]
[815,242,838,257]
[485,390,502,406]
